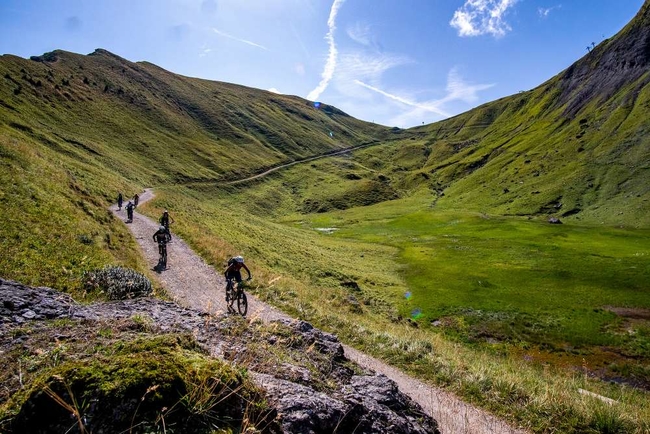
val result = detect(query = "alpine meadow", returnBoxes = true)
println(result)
[1,1,650,433]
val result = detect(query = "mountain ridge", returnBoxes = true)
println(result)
[399,0,650,226]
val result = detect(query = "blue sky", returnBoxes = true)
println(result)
[0,0,645,127]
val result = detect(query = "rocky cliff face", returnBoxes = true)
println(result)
[0,278,438,433]
[558,0,650,116]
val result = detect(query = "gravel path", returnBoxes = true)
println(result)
[113,190,529,434]
[224,141,379,185]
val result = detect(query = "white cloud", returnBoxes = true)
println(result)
[332,51,412,101]
[268,88,281,94]
[337,52,412,85]
[354,80,451,117]
[347,21,372,46]
[538,5,561,19]
[199,44,212,58]
[355,68,495,127]
[306,0,346,101]
[388,107,433,128]
[442,67,494,104]
[212,28,268,50]
[450,0,518,38]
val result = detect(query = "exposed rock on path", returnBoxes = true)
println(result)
[0,278,437,434]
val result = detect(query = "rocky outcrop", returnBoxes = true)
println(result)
[254,372,435,434]
[557,0,650,116]
[0,278,439,433]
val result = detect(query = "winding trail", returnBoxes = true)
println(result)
[181,140,382,187]
[112,190,529,434]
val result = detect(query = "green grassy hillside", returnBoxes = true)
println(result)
[0,48,390,291]
[2,48,388,184]
[1,2,650,432]
[399,3,650,226]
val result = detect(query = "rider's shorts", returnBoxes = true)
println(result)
[226,270,242,282]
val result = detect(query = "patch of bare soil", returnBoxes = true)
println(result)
[605,306,650,320]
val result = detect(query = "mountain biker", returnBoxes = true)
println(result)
[153,225,171,255]
[125,200,134,222]
[133,193,140,208]
[224,256,251,297]
[159,210,175,240]
[117,192,123,210]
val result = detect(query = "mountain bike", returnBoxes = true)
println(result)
[225,278,248,316]
[158,241,168,270]
[162,222,173,242]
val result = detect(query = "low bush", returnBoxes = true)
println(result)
[83,266,152,300]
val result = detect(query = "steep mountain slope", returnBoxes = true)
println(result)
[397,0,650,226]
[1,48,388,184]
[0,48,389,289]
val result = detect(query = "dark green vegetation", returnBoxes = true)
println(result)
[2,1,650,432]
[0,317,276,433]
[302,198,650,380]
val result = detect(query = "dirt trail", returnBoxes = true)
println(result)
[177,141,381,187]
[113,190,529,434]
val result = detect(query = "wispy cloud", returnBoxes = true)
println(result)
[338,52,412,84]
[356,68,495,126]
[332,51,412,100]
[442,67,495,103]
[307,0,346,101]
[538,5,561,19]
[212,28,268,50]
[347,21,372,46]
[450,0,518,38]
[355,80,451,117]
[199,45,212,58]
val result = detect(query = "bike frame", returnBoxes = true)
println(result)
[226,278,247,316]
[158,242,167,268]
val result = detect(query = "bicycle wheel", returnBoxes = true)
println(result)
[226,282,236,312]
[160,245,167,269]
[237,291,248,316]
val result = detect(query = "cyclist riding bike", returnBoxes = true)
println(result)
[153,225,171,268]
[125,200,134,222]
[224,256,251,301]
[159,210,175,241]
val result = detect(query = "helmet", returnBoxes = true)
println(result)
[234,256,244,263]
[159,226,166,231]
[163,210,168,214]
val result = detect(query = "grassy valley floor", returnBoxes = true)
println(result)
[134,156,650,432]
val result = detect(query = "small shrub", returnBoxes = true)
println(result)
[83,266,152,300]
[587,405,633,434]
[76,234,93,245]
